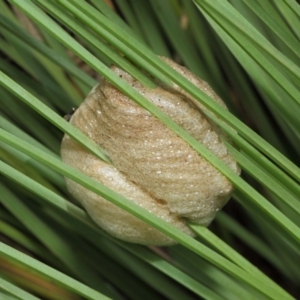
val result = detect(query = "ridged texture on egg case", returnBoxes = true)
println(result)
[61,57,240,245]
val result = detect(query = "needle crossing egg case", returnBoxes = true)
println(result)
[61,57,240,246]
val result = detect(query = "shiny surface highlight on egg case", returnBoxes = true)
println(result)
[61,57,240,245]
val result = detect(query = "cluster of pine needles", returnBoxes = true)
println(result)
[0,1,299,299]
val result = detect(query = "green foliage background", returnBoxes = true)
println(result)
[0,1,299,299]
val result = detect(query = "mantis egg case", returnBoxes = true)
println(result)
[61,57,240,246]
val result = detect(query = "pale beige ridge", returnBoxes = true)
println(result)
[61,57,240,245]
